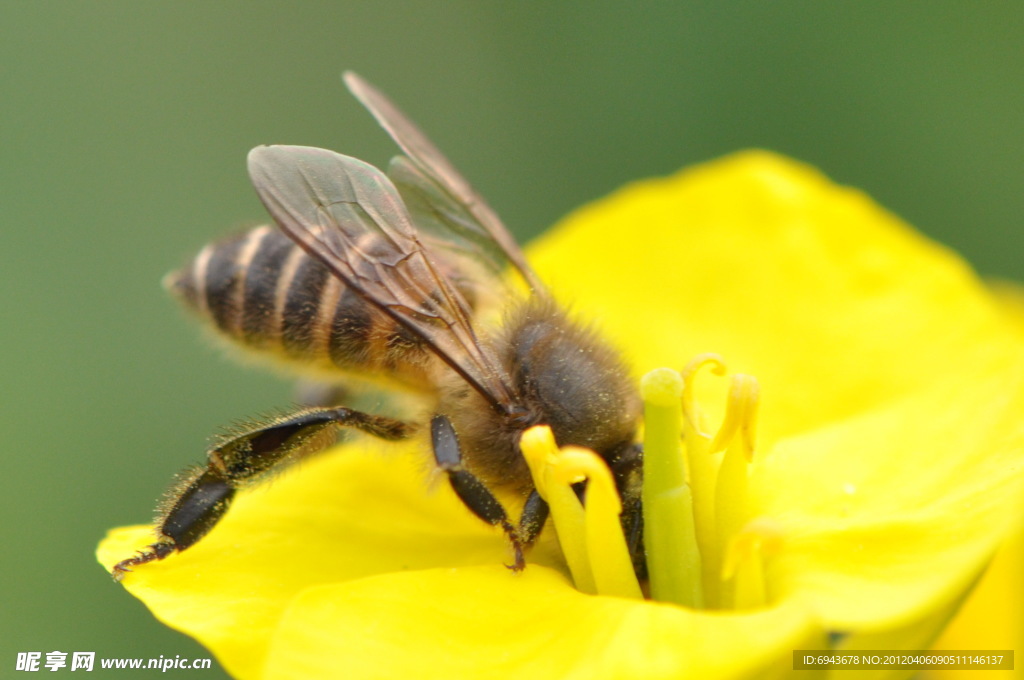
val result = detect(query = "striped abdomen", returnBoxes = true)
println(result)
[166,226,439,390]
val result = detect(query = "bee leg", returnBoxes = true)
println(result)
[610,442,646,580]
[430,414,526,570]
[620,497,646,582]
[515,490,549,551]
[112,407,414,580]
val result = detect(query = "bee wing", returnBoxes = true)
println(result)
[248,144,517,412]
[343,71,546,294]
[385,155,511,284]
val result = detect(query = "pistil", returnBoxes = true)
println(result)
[522,358,769,611]
[641,368,703,607]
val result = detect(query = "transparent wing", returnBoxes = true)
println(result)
[343,71,546,294]
[247,144,516,412]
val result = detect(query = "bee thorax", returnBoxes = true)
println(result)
[442,297,641,494]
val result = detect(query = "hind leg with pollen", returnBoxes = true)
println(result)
[112,407,414,580]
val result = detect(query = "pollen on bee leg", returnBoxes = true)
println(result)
[520,427,642,599]
[720,517,783,610]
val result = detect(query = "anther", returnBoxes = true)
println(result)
[713,373,762,607]
[680,354,727,438]
[520,426,642,599]
[553,447,642,600]
[709,374,760,461]
[521,426,594,594]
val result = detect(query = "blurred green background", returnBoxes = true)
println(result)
[2,2,1021,677]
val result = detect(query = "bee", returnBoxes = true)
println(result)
[113,73,643,580]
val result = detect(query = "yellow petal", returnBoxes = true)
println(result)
[923,524,1024,680]
[99,151,1024,677]
[262,565,825,680]
[97,441,565,678]
[528,150,1024,634]
[528,151,1015,446]
[748,362,1024,630]
[921,281,1024,677]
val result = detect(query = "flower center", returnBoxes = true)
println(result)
[521,355,774,610]
[520,427,644,600]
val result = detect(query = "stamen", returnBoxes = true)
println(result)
[520,361,768,610]
[679,356,728,607]
[714,374,760,534]
[521,426,594,594]
[709,374,760,460]
[713,374,761,608]
[720,518,782,609]
[641,368,703,607]
[552,447,643,600]
[680,353,727,438]
[521,427,642,599]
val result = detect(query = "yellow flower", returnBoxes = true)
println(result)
[923,524,1023,680]
[922,283,1024,680]
[98,151,1024,679]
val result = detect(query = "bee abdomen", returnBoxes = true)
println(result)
[166,226,434,387]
